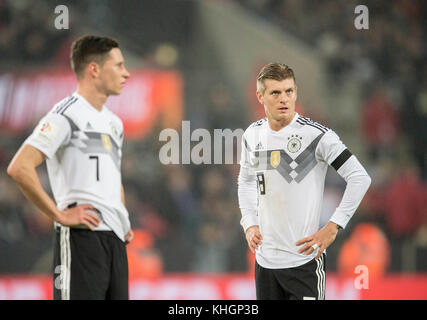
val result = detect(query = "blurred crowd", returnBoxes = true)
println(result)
[0,0,75,69]
[0,0,426,278]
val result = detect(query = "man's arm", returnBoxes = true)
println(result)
[121,183,133,244]
[7,144,101,230]
[238,166,262,253]
[297,153,371,259]
[238,132,262,253]
[297,130,371,259]
[121,184,125,205]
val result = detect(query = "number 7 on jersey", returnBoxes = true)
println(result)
[89,155,99,181]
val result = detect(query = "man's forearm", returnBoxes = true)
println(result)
[238,166,259,232]
[9,165,61,222]
[121,184,125,206]
[330,156,371,228]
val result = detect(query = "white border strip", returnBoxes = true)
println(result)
[60,227,71,300]
[315,255,325,300]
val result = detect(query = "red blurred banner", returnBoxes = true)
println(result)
[0,69,183,139]
[0,273,426,300]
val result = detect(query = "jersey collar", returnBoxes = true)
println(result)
[73,92,106,113]
[267,112,300,134]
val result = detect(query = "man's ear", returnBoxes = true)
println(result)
[87,62,100,78]
[256,90,264,105]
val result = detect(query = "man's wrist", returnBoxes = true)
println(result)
[53,209,65,224]
[245,224,259,234]
[328,221,341,232]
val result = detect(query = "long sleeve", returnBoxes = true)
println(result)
[238,132,259,232]
[238,166,259,232]
[329,155,371,229]
[316,130,371,229]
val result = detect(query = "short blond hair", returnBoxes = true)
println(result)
[257,63,296,94]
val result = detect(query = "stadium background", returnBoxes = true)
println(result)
[0,0,426,299]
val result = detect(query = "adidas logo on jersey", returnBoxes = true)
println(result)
[86,122,94,130]
[255,142,263,150]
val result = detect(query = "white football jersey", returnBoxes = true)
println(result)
[25,92,131,242]
[239,112,369,268]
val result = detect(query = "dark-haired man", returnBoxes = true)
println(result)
[7,35,132,300]
[238,63,371,300]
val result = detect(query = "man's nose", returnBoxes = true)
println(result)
[280,93,288,103]
[124,68,130,79]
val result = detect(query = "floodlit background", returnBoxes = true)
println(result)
[0,0,426,299]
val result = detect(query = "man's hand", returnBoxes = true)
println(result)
[245,225,262,254]
[296,222,339,259]
[57,204,101,231]
[125,229,134,245]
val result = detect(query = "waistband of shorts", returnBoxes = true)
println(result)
[56,202,113,232]
[54,225,117,236]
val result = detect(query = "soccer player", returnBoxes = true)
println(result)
[7,35,133,300]
[238,63,371,300]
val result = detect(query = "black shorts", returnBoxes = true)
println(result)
[53,227,129,300]
[255,253,326,300]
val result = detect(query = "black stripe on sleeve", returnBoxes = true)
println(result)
[60,98,78,115]
[297,117,328,133]
[54,96,77,114]
[331,149,352,171]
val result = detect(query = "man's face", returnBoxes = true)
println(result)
[256,78,297,126]
[97,48,130,95]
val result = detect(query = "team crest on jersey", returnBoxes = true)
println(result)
[101,134,112,152]
[110,122,120,141]
[287,135,302,153]
[270,151,281,168]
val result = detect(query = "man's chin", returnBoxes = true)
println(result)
[280,111,295,119]
[108,89,122,96]
[271,112,294,124]
[274,114,290,121]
